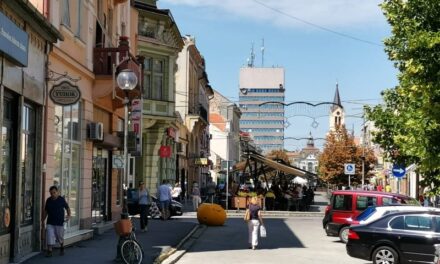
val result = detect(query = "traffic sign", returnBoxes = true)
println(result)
[392,164,406,178]
[344,163,355,175]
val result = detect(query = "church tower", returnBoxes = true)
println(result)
[329,83,345,131]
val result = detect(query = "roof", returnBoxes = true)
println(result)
[331,190,413,198]
[209,113,226,131]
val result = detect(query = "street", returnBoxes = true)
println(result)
[172,217,366,264]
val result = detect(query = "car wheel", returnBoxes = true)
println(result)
[372,246,399,264]
[324,224,331,236]
[339,226,350,243]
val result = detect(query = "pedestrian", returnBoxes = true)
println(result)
[42,185,71,257]
[385,183,392,192]
[377,184,383,192]
[157,180,172,220]
[206,177,216,203]
[246,196,264,250]
[138,181,151,232]
[172,182,182,202]
[192,182,201,211]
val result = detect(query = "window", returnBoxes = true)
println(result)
[389,216,404,229]
[356,196,377,210]
[54,103,82,230]
[404,215,432,231]
[333,194,352,211]
[143,57,167,100]
[61,0,71,27]
[21,105,36,225]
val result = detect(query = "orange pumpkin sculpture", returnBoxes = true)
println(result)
[196,203,227,226]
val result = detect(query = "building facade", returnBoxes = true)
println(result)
[0,1,61,262]
[209,90,241,184]
[238,67,285,154]
[175,35,213,192]
[134,0,184,194]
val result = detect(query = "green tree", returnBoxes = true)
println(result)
[318,126,376,185]
[366,0,440,194]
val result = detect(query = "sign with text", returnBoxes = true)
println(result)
[0,11,28,66]
[195,158,208,166]
[130,99,142,156]
[50,81,81,106]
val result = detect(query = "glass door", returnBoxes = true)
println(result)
[53,103,81,233]
[92,148,109,224]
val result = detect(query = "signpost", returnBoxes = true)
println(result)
[344,163,355,188]
[392,164,406,194]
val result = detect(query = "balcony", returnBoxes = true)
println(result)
[92,37,142,108]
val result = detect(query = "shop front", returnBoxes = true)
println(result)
[0,2,62,262]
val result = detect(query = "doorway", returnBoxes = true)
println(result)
[92,148,110,223]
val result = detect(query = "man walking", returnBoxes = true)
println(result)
[138,181,151,231]
[42,186,71,257]
[158,180,172,220]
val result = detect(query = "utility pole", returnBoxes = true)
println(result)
[361,110,366,189]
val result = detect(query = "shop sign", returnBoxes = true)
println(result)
[0,12,28,67]
[195,158,208,166]
[159,146,171,158]
[50,81,81,106]
[130,99,142,156]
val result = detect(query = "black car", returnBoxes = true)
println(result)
[127,188,183,218]
[346,211,440,264]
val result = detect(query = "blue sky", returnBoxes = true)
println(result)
[159,0,398,150]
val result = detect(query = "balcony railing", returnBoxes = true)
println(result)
[93,45,140,77]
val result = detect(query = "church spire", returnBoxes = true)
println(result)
[307,132,314,148]
[331,82,341,111]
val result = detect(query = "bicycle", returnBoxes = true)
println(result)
[116,216,144,264]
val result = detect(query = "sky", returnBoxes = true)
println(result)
[159,0,398,151]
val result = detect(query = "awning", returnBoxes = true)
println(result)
[249,153,306,177]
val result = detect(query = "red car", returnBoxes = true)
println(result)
[322,190,419,243]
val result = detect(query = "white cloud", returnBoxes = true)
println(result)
[161,0,385,29]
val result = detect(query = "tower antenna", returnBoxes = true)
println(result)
[247,42,255,67]
[261,38,265,67]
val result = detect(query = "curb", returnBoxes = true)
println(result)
[153,224,206,264]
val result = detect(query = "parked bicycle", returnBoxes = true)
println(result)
[115,216,144,264]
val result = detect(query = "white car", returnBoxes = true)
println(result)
[350,205,440,226]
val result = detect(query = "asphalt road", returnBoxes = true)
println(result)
[173,217,368,264]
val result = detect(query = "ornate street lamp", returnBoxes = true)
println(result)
[117,69,138,219]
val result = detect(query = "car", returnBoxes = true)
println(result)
[346,210,440,264]
[322,190,419,243]
[351,205,440,226]
[126,188,183,219]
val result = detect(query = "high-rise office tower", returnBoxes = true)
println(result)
[239,67,285,153]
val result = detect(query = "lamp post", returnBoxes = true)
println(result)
[116,69,138,219]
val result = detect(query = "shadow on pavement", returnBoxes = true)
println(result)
[187,218,304,252]
[23,218,198,264]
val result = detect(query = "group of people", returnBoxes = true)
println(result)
[265,182,315,211]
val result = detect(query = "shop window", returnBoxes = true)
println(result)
[21,104,36,225]
[53,102,82,231]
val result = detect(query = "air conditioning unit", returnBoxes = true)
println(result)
[88,122,104,141]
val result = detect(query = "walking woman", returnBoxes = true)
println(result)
[247,197,264,250]
[192,182,201,211]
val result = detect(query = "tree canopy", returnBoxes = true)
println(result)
[318,126,376,185]
[366,0,440,193]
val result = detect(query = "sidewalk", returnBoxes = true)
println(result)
[23,217,198,264]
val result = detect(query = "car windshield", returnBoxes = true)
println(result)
[355,206,377,221]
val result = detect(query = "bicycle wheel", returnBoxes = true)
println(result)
[121,239,143,264]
